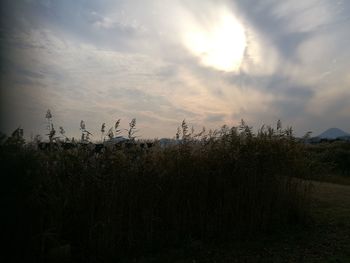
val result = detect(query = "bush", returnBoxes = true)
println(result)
[307,141,350,176]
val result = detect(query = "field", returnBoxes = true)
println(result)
[139,181,350,262]
[1,121,350,262]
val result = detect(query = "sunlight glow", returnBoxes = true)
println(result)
[183,9,247,72]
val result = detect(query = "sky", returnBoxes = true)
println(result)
[1,0,350,140]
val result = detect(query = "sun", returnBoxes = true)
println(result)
[183,9,246,72]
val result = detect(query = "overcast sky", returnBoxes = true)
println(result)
[1,0,349,140]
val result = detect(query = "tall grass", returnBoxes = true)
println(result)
[1,120,312,262]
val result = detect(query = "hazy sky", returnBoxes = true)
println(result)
[1,0,349,139]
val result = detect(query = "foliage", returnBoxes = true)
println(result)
[306,141,350,176]
[1,120,313,262]
[127,118,138,141]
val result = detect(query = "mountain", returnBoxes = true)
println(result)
[317,128,350,139]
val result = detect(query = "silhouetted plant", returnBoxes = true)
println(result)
[45,109,57,143]
[114,119,121,136]
[80,120,92,142]
[1,118,316,262]
[127,118,138,141]
[100,123,106,141]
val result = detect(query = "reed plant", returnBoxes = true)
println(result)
[1,119,313,262]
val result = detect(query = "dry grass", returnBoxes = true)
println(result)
[136,181,350,263]
[0,121,314,262]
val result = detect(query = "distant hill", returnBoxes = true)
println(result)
[317,128,350,139]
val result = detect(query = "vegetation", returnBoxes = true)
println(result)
[306,141,350,177]
[0,114,340,262]
[137,181,350,263]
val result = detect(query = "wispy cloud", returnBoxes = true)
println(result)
[1,0,350,139]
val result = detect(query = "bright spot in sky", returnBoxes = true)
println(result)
[183,9,247,72]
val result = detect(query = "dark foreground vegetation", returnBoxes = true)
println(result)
[1,119,349,262]
[306,141,350,179]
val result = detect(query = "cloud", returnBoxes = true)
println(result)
[268,0,335,32]
[204,113,226,123]
[1,0,350,138]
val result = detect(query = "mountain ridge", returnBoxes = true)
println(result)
[317,128,350,139]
